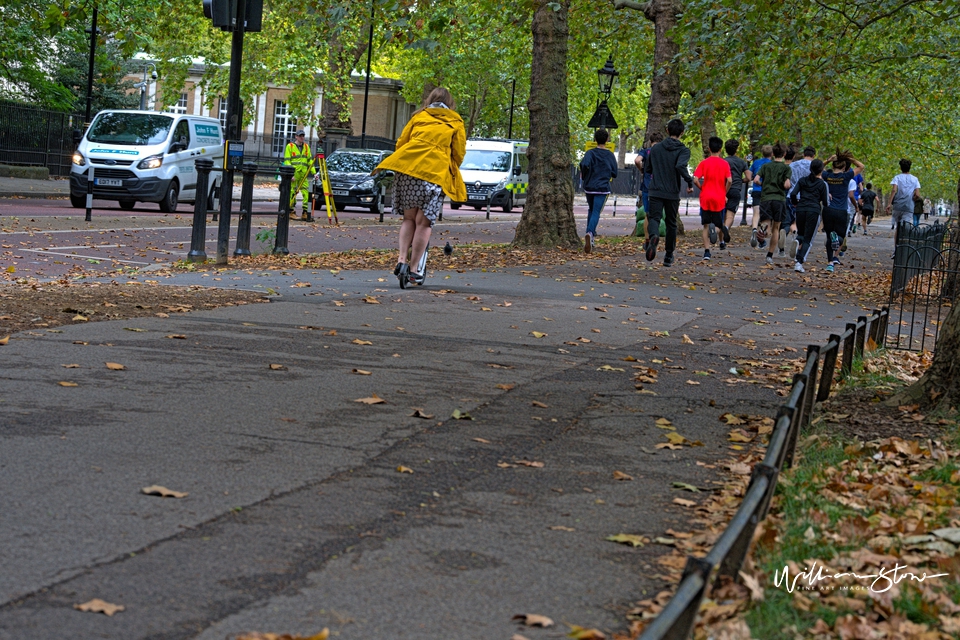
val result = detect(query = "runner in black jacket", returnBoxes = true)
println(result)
[789,159,829,272]
[643,118,694,266]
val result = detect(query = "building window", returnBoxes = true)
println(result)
[166,92,188,115]
[272,100,297,155]
[218,98,228,128]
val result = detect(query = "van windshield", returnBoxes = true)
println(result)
[460,150,511,172]
[87,113,175,146]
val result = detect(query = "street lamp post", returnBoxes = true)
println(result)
[84,6,99,125]
[136,63,158,110]
[587,56,619,130]
[359,0,376,148]
[507,78,516,139]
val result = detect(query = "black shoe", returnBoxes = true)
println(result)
[663,252,675,267]
[645,234,659,261]
[722,226,731,243]
[708,223,718,245]
[409,270,425,285]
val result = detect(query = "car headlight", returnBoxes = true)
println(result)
[72,152,86,167]
[137,155,163,170]
[494,178,508,191]
[355,178,376,190]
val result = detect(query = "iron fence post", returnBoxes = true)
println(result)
[803,345,820,420]
[817,335,841,402]
[783,374,806,468]
[855,315,867,358]
[274,165,294,255]
[188,158,213,262]
[880,307,889,347]
[234,162,257,257]
[841,323,857,376]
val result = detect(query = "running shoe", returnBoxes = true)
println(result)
[832,258,842,266]
[722,226,731,243]
[703,250,711,260]
[765,256,774,265]
[663,252,675,267]
[789,237,799,259]
[779,228,787,252]
[719,241,726,250]
[584,232,592,254]
[841,237,848,252]
[794,262,805,273]
[645,235,659,262]
[708,224,718,245]
[750,228,758,248]
[825,264,834,273]
[778,249,786,258]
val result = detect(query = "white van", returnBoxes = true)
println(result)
[69,110,223,212]
[452,138,529,212]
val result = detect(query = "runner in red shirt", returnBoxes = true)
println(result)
[693,136,732,260]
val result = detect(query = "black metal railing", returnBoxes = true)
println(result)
[0,100,85,177]
[638,307,889,640]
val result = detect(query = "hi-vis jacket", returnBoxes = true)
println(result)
[375,107,467,203]
[283,141,316,178]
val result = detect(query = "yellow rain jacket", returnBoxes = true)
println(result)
[376,107,467,203]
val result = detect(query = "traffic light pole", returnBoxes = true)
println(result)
[216,0,246,265]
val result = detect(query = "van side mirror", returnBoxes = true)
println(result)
[512,166,521,176]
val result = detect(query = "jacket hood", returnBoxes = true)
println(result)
[659,137,685,151]
[422,107,463,125]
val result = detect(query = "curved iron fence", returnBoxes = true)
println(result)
[638,308,889,640]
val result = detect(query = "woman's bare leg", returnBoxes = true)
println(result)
[409,211,433,273]
[397,208,420,264]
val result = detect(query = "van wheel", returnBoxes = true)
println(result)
[119,200,136,211]
[159,181,179,213]
[70,194,85,208]
[502,196,513,213]
[450,202,461,210]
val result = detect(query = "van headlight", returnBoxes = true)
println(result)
[137,155,163,170]
[494,177,508,191]
[72,152,86,167]
[356,178,375,191]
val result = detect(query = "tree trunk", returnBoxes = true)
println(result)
[639,0,682,145]
[513,0,578,248]
[697,101,716,159]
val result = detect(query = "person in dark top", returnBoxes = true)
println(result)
[579,128,618,254]
[723,139,750,240]
[859,183,878,235]
[789,159,829,273]
[820,152,864,270]
[753,143,793,265]
[634,131,663,239]
[644,118,694,266]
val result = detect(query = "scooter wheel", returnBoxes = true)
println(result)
[397,263,408,289]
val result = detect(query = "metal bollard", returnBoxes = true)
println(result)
[234,162,258,257]
[85,166,94,222]
[274,165,294,255]
[188,158,213,262]
[612,195,616,217]
[378,183,385,223]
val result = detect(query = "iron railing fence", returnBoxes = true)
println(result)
[0,100,85,177]
[638,308,889,640]
[887,220,960,352]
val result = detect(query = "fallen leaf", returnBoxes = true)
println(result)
[655,442,683,450]
[141,485,188,498]
[409,408,434,419]
[549,525,575,531]
[567,626,606,640]
[606,533,646,547]
[363,296,380,304]
[673,497,697,507]
[396,466,414,474]
[512,614,554,627]
[72,314,88,321]
[333,300,346,307]
[166,334,187,339]
[682,334,695,345]
[123,327,146,332]
[0,336,9,345]
[234,631,329,640]
[472,437,492,444]
[655,417,674,428]
[512,636,531,640]
[685,380,701,385]
[612,471,634,481]
[530,331,547,338]
[352,339,373,345]
[62,364,80,368]
[720,413,744,425]
[351,369,372,375]
[497,462,518,468]
[58,381,78,387]
[268,364,287,370]
[531,401,549,408]
[73,599,125,616]
[597,365,625,372]
[452,409,473,420]
[515,460,544,468]
[496,383,516,391]
[105,362,126,371]
[671,482,701,492]
[355,394,385,404]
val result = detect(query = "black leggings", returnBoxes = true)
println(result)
[822,207,847,262]
[794,208,820,264]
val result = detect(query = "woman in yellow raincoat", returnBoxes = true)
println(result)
[376,87,467,287]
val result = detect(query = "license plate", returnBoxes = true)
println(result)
[332,190,349,196]
[95,178,122,187]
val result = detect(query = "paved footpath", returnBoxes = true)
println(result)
[0,223,894,639]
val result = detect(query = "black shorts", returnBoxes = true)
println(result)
[862,208,874,222]
[726,188,741,213]
[700,209,724,227]
[759,200,786,224]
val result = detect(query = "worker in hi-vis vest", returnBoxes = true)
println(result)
[283,129,316,219]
